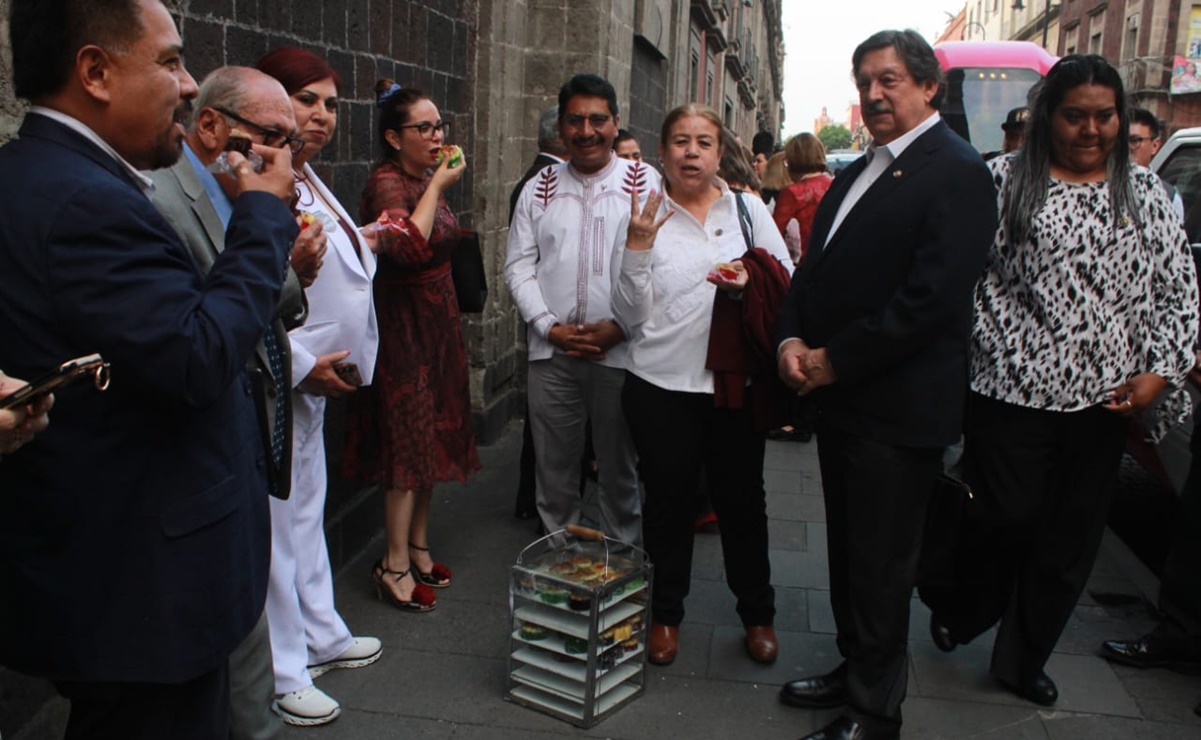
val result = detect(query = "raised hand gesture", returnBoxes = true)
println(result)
[625,188,674,252]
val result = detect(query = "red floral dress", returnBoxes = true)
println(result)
[343,160,480,491]
[772,174,834,261]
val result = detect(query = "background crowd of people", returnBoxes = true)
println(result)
[2,2,1200,739]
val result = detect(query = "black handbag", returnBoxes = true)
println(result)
[916,472,975,614]
[451,230,487,313]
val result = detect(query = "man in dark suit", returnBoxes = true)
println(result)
[510,104,568,520]
[0,2,298,737]
[774,30,997,740]
[147,65,322,740]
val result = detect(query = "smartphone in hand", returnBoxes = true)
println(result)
[0,354,110,410]
[333,361,363,387]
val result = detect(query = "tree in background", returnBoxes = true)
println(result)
[817,124,852,151]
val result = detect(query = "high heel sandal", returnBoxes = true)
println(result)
[408,544,452,588]
[371,559,436,612]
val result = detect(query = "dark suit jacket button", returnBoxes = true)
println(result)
[243,381,252,396]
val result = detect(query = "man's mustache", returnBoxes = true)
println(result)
[864,102,891,115]
[572,136,602,147]
[174,100,194,123]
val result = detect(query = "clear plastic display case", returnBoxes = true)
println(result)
[505,525,652,727]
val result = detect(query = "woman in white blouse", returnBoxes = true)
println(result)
[926,55,1199,707]
[613,104,793,667]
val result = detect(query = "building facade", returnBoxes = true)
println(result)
[949,1,1201,133]
[0,0,784,566]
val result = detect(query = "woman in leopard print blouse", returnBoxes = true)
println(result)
[927,55,1199,707]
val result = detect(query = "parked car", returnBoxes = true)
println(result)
[826,149,864,175]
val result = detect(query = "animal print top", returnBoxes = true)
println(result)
[970,155,1199,439]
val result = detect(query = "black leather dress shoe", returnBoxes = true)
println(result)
[999,671,1058,706]
[929,614,957,653]
[1101,636,1201,674]
[779,663,847,709]
[797,715,897,740]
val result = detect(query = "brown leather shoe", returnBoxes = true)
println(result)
[647,624,678,665]
[745,624,778,664]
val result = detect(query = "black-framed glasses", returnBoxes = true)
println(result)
[397,120,451,139]
[1128,135,1153,147]
[563,113,612,129]
[213,106,306,154]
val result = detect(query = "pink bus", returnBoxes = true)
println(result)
[934,41,1058,154]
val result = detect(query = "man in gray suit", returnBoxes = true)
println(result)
[148,66,324,740]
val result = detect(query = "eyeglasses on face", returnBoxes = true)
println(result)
[563,113,613,129]
[397,120,451,139]
[212,106,306,154]
[1128,135,1154,147]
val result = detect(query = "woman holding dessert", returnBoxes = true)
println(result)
[612,104,793,666]
[254,47,382,727]
[343,79,480,613]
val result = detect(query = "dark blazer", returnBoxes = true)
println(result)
[777,120,997,448]
[149,154,306,499]
[0,114,298,683]
[509,152,562,222]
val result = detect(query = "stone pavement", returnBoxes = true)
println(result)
[283,423,1201,740]
[6,422,1199,739]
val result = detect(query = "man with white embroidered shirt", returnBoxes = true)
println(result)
[505,74,659,545]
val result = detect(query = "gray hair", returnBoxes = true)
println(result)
[1004,54,1137,244]
[189,67,262,131]
[537,106,560,150]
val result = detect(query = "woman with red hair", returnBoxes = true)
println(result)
[255,47,382,727]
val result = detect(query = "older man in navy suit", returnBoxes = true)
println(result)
[774,30,997,740]
[0,1,298,737]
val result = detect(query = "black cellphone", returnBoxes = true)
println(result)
[0,354,110,410]
[333,361,363,387]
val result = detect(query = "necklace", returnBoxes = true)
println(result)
[294,171,315,208]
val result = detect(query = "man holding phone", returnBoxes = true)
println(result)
[0,1,298,737]
[0,371,52,455]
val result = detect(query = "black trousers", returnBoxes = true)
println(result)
[816,421,943,735]
[1152,414,1201,651]
[622,373,775,627]
[54,661,230,740]
[937,393,1128,687]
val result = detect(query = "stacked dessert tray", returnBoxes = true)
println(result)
[505,524,653,728]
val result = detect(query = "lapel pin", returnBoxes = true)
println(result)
[1118,216,1129,228]
[892,169,903,178]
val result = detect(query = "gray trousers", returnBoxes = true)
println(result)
[228,611,282,740]
[527,355,642,545]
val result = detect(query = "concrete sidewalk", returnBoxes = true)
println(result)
[290,423,1201,739]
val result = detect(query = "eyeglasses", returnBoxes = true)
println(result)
[396,120,451,139]
[563,114,613,129]
[1128,135,1155,148]
[212,106,306,154]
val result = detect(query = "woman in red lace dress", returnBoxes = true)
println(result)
[771,133,834,264]
[345,79,480,612]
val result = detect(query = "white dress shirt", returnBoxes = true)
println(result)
[613,180,793,393]
[823,112,942,249]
